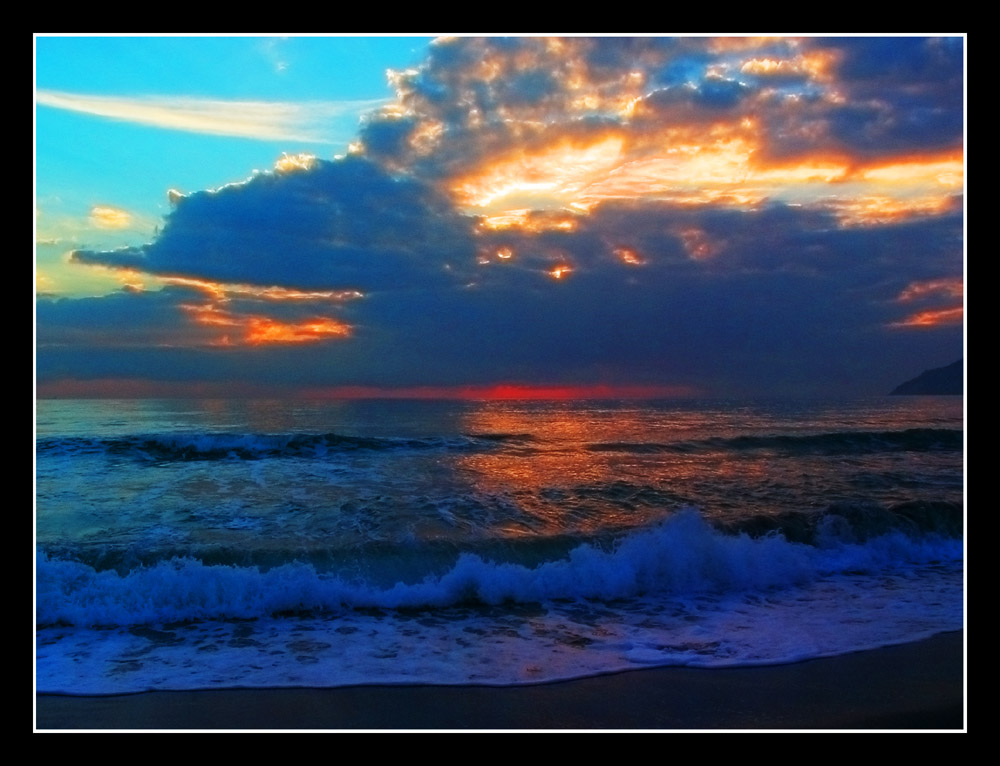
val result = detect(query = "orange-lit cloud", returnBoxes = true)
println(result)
[89,206,132,229]
[476,209,580,233]
[365,38,962,233]
[114,268,149,292]
[161,275,363,303]
[739,49,839,80]
[829,193,961,227]
[897,278,964,302]
[857,155,963,188]
[143,275,362,347]
[613,247,646,266]
[889,306,964,328]
[448,122,961,226]
[674,228,723,260]
[273,152,318,173]
[476,245,516,265]
[244,316,351,344]
[178,302,239,328]
[174,275,356,346]
[180,302,352,346]
[888,277,964,329]
[451,136,625,211]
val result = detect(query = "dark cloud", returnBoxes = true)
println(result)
[696,77,750,109]
[42,195,964,395]
[74,155,477,292]
[37,286,203,349]
[355,116,418,166]
[799,37,964,156]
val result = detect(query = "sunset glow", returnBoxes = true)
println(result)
[180,302,352,346]
[245,316,352,344]
[675,228,721,260]
[300,383,699,401]
[890,307,964,328]
[36,35,964,399]
[34,36,967,724]
[273,152,318,173]
[831,194,961,227]
[452,136,624,211]
[898,278,964,302]
[477,210,581,233]
[162,275,364,303]
[614,248,646,266]
[548,265,573,279]
[858,154,964,188]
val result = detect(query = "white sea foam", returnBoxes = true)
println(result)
[36,510,962,628]
[35,555,963,694]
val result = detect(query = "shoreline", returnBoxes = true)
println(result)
[35,631,964,731]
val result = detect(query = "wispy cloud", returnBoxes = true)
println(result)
[35,89,388,144]
[89,205,132,229]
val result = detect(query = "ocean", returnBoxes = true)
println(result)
[35,396,964,695]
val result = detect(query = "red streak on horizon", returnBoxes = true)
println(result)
[299,383,698,400]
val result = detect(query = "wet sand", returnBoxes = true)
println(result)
[35,630,964,731]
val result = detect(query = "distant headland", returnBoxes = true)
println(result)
[890,360,963,395]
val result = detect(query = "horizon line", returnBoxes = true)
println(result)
[34,379,702,401]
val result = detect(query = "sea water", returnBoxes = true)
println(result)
[35,396,964,694]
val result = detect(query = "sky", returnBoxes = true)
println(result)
[34,34,966,399]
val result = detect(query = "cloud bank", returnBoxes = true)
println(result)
[37,36,965,398]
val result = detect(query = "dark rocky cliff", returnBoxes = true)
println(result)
[890,360,963,395]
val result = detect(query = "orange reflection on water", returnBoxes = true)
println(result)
[449,403,721,539]
[446,398,816,542]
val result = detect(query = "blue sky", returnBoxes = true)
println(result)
[35,35,965,398]
[36,35,431,295]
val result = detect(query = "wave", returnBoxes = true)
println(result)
[35,431,534,462]
[37,426,961,462]
[588,428,963,456]
[36,509,963,628]
[720,500,964,544]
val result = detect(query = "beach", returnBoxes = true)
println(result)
[35,630,964,731]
